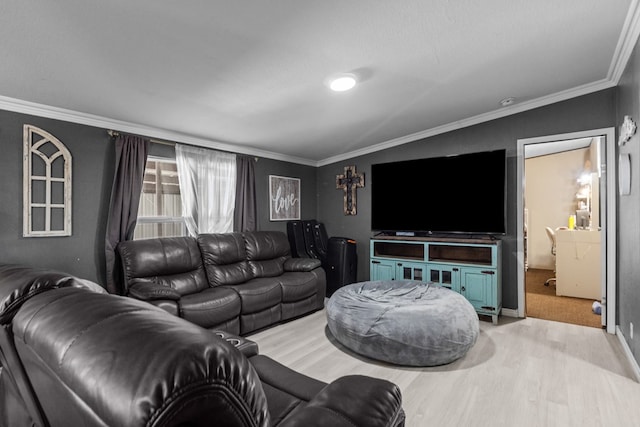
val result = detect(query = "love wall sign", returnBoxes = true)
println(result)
[269,175,301,221]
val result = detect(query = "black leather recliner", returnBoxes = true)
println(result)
[0,264,108,426]
[0,264,405,427]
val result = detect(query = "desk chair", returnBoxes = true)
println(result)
[544,226,557,286]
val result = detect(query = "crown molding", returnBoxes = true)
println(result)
[609,0,640,84]
[317,78,617,166]
[0,77,621,170]
[0,95,317,167]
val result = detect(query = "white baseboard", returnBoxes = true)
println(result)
[501,308,519,318]
[616,325,640,383]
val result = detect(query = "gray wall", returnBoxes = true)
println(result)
[0,110,317,286]
[615,37,640,363]
[255,158,318,234]
[0,110,114,284]
[317,89,616,311]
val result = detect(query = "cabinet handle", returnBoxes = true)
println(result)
[372,260,380,264]
[481,270,495,275]
[453,268,459,271]
[461,286,466,291]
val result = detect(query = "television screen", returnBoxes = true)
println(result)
[371,149,506,235]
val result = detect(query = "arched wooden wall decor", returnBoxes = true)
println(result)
[23,125,72,236]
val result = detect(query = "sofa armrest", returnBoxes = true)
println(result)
[284,258,322,272]
[279,375,405,427]
[127,280,180,301]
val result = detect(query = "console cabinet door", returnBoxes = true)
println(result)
[370,259,396,281]
[395,261,427,281]
[460,267,497,313]
[427,265,460,291]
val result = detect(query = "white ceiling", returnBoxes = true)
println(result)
[0,1,636,166]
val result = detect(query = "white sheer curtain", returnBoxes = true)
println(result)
[175,144,236,236]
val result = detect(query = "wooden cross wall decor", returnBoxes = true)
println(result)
[336,165,364,215]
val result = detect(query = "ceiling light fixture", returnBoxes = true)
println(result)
[328,73,357,92]
[500,97,516,107]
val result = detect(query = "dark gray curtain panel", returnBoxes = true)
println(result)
[234,155,257,232]
[104,134,149,294]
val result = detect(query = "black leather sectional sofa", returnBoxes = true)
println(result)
[0,264,405,426]
[117,230,326,335]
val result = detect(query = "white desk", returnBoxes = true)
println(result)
[555,229,601,300]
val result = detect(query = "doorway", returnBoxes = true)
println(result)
[524,139,602,328]
[516,128,616,334]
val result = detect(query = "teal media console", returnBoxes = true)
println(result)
[370,236,502,324]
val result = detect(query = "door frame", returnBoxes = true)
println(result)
[516,128,616,333]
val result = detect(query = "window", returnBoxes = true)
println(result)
[134,157,186,239]
[175,144,236,235]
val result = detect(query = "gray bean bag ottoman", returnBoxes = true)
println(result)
[326,280,479,366]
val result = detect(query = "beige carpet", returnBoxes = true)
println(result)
[525,268,602,328]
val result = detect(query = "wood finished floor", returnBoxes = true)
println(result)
[249,309,640,427]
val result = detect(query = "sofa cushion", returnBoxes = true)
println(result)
[243,231,291,278]
[250,258,288,278]
[118,237,208,295]
[198,233,247,264]
[127,279,181,301]
[205,261,255,287]
[198,233,255,286]
[284,258,322,272]
[242,231,291,277]
[243,231,291,261]
[282,295,318,322]
[180,287,242,328]
[224,278,282,314]
[279,272,318,303]
[240,306,282,335]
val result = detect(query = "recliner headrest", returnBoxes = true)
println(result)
[118,237,209,295]
[242,231,290,261]
[0,264,104,325]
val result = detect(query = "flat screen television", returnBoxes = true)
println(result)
[371,149,506,235]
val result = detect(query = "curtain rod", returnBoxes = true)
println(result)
[107,130,175,147]
[107,130,258,161]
